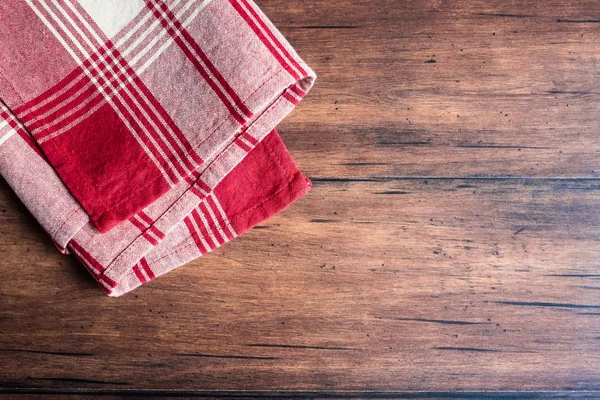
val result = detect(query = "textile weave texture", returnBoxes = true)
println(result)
[0,0,315,296]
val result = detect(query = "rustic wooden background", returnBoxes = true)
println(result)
[1,0,600,398]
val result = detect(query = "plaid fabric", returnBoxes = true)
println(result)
[0,0,315,296]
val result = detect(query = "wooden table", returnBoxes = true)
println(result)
[1,1,600,398]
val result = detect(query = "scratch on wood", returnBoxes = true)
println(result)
[340,162,393,166]
[474,13,534,18]
[495,301,600,309]
[456,145,552,149]
[434,347,501,353]
[378,141,433,146]
[31,377,128,385]
[247,344,358,351]
[376,317,491,325]
[0,349,94,357]
[547,90,600,95]
[556,19,600,23]
[172,353,280,360]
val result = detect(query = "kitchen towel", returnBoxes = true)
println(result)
[0,0,315,296]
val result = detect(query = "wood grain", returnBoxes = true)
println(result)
[2,0,600,398]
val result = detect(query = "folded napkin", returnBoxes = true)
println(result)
[0,0,315,296]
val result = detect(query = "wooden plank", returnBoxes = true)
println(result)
[266,0,600,178]
[1,178,599,393]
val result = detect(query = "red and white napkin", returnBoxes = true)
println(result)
[0,0,315,296]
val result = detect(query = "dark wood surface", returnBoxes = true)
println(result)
[1,1,600,398]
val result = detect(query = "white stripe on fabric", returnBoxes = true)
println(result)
[197,207,220,247]
[190,213,212,252]
[0,128,17,146]
[139,264,150,281]
[211,192,237,238]
[204,199,229,243]
[203,200,228,243]
[70,246,101,275]
[238,136,254,149]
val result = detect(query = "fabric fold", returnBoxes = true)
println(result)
[0,0,315,296]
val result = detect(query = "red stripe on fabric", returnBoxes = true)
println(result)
[14,66,86,117]
[29,2,202,169]
[235,137,252,152]
[132,264,147,283]
[99,274,118,288]
[146,1,248,125]
[129,215,147,232]
[140,257,156,280]
[183,173,207,199]
[28,55,131,136]
[205,194,234,240]
[26,53,124,136]
[29,83,104,139]
[196,179,212,194]
[70,240,106,274]
[143,232,159,246]
[144,220,166,241]
[238,0,307,78]
[16,129,44,158]
[228,0,300,80]
[27,3,202,186]
[289,84,306,97]
[163,30,247,125]
[138,211,153,226]
[27,79,98,132]
[189,186,204,199]
[37,35,185,185]
[199,201,223,246]
[191,208,215,251]
[242,131,259,145]
[17,69,91,125]
[132,214,163,245]
[282,91,300,105]
[150,226,165,240]
[183,215,206,254]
